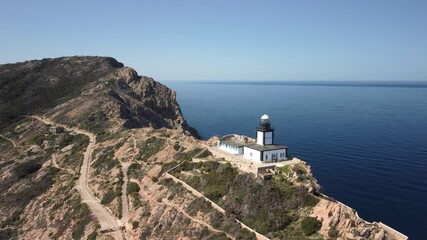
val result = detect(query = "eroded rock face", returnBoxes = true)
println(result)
[0,56,198,137]
[108,67,189,130]
[280,159,323,194]
[312,198,390,240]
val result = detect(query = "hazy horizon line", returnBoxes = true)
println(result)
[164,79,427,89]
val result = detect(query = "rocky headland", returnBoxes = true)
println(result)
[0,56,406,240]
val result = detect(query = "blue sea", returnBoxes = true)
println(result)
[165,80,427,240]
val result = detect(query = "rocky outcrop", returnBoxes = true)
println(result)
[278,159,322,194]
[312,198,390,240]
[0,56,198,137]
[0,56,406,240]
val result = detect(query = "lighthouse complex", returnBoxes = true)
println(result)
[218,114,288,164]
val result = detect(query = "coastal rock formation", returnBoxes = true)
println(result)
[312,199,387,240]
[0,56,198,137]
[279,159,323,194]
[281,160,399,240]
[0,56,404,240]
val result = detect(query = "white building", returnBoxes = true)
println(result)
[218,114,288,163]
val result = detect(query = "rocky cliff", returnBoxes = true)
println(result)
[0,56,405,240]
[0,56,198,137]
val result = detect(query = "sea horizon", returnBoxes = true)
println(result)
[165,80,427,89]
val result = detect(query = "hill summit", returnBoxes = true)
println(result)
[0,56,198,137]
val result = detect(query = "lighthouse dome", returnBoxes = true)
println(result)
[261,114,269,120]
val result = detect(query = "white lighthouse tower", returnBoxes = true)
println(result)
[256,114,274,145]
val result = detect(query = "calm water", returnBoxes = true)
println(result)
[165,81,427,240]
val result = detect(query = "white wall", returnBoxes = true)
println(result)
[256,131,264,145]
[219,142,240,155]
[243,147,262,163]
[263,149,287,163]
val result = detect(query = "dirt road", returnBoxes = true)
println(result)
[50,153,76,175]
[31,116,123,239]
[120,161,130,225]
[0,134,17,148]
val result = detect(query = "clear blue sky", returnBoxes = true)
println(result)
[1,0,426,81]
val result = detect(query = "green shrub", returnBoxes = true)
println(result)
[0,166,59,231]
[173,142,180,151]
[328,228,339,238]
[101,189,115,205]
[87,231,97,240]
[127,182,140,195]
[138,137,165,161]
[117,197,122,219]
[237,228,256,240]
[197,149,212,158]
[57,132,74,148]
[187,197,213,215]
[92,147,117,170]
[13,158,44,178]
[175,161,321,235]
[301,217,322,236]
[160,161,178,173]
[128,162,143,179]
[72,204,91,240]
[175,147,202,161]
[132,221,139,230]
[133,197,142,208]
[303,194,320,207]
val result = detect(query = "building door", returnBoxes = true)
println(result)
[272,153,278,162]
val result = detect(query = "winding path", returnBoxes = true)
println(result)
[31,116,124,239]
[0,134,17,148]
[50,153,76,175]
[138,183,235,240]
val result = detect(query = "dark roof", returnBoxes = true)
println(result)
[244,143,287,151]
[220,140,245,148]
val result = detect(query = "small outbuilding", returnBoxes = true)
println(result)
[50,126,64,135]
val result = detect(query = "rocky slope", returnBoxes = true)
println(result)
[0,56,404,240]
[0,56,198,137]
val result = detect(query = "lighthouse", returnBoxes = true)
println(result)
[218,114,288,163]
[256,114,274,145]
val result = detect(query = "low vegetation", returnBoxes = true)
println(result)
[186,197,214,216]
[172,160,320,236]
[72,203,92,240]
[92,146,118,171]
[13,157,44,179]
[196,149,213,158]
[137,137,165,162]
[300,217,322,236]
[175,147,203,162]
[0,57,124,127]
[128,162,144,180]
[127,182,140,195]
[101,189,116,205]
[0,166,59,238]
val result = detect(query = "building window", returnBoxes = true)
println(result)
[250,152,252,157]
[265,155,268,160]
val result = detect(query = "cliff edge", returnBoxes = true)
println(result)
[0,56,406,240]
[0,56,198,137]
